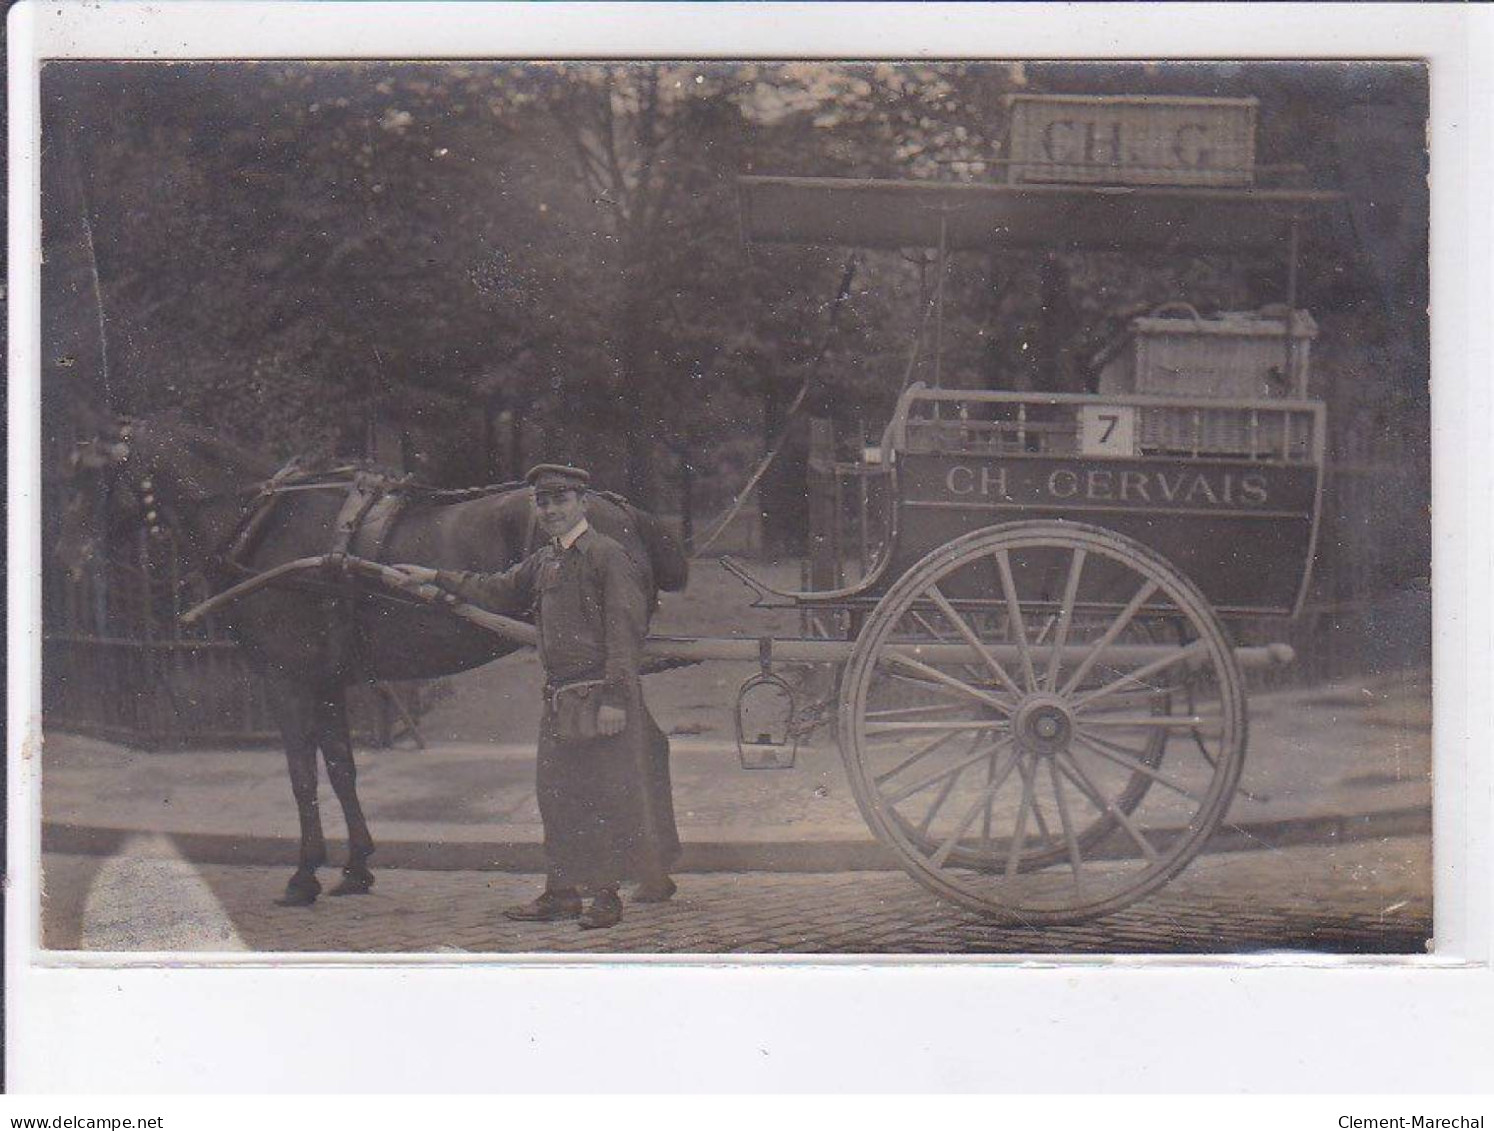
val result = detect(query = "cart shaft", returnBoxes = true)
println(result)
[180,554,1295,674]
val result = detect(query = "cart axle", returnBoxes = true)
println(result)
[643,634,1294,671]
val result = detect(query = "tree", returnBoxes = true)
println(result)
[43,60,1429,582]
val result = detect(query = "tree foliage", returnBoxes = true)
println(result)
[42,60,1428,559]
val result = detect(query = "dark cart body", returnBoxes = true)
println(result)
[831,386,1324,620]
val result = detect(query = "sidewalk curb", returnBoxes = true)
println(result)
[42,805,1432,874]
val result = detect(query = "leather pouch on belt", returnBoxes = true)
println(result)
[552,679,607,742]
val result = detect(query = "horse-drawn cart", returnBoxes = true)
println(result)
[712,380,1320,923]
[667,167,1336,924]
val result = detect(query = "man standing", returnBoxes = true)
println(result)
[398,464,679,929]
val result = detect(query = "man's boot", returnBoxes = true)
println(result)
[504,888,583,921]
[578,886,623,929]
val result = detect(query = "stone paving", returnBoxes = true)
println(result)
[41,833,1431,956]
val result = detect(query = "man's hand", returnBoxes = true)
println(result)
[597,704,627,736]
[390,564,457,605]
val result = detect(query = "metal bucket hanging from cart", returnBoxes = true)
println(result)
[734,637,800,769]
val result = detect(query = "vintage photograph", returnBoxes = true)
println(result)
[38,59,1431,956]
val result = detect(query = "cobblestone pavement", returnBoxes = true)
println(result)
[42,834,1431,956]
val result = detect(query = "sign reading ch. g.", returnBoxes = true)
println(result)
[917,455,1318,516]
[1005,95,1257,187]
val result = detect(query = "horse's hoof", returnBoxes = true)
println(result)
[276,874,322,907]
[330,871,375,896]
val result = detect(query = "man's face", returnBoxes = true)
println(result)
[535,487,587,539]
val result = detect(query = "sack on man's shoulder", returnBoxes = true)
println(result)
[551,679,607,742]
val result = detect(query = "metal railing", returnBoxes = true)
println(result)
[889,386,1325,465]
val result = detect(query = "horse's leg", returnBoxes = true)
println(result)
[318,683,377,896]
[273,680,326,906]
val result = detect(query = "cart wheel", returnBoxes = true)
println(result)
[839,521,1245,924]
[922,615,1176,874]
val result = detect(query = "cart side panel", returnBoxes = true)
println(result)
[893,453,1319,616]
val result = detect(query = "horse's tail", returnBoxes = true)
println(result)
[594,491,688,593]
[631,504,690,593]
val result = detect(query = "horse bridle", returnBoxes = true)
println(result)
[74,421,270,558]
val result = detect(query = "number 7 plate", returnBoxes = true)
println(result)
[1079,405,1136,456]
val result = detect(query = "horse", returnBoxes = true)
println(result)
[56,413,689,906]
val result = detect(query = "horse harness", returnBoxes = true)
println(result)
[210,454,645,587]
[203,465,440,669]
[215,462,414,582]
[193,458,647,634]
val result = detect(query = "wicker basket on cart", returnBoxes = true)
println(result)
[1094,304,1318,458]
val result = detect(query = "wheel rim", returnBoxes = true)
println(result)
[839,521,1246,925]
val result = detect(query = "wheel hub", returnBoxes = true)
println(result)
[1013,694,1073,756]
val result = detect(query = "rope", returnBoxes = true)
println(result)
[694,254,860,556]
[238,452,532,507]
[894,290,942,399]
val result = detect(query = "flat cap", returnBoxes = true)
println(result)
[525,463,591,493]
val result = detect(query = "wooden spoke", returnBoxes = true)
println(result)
[1031,611,1058,646]
[865,702,970,722]
[882,666,958,692]
[993,549,1039,693]
[1055,752,1160,862]
[1079,715,1220,733]
[902,740,1021,856]
[896,609,992,678]
[1043,548,1087,692]
[882,744,1005,806]
[881,667,981,700]
[929,762,1017,869]
[865,719,1008,736]
[981,742,999,842]
[878,649,1012,714]
[977,740,1020,841]
[885,658,1000,702]
[917,760,966,836]
[1003,757,1039,877]
[1072,731,1203,804]
[1028,777,1056,846]
[1189,727,1221,766]
[1048,758,1086,894]
[1015,752,1056,848]
[909,609,950,641]
[1059,579,1161,697]
[922,584,1025,699]
[1071,720,1153,760]
[1069,640,1207,711]
[1073,686,1187,711]
[873,728,967,786]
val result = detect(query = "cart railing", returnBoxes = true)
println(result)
[885,385,1325,466]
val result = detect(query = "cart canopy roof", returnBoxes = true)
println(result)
[738,175,1345,255]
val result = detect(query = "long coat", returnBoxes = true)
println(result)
[436,525,680,888]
